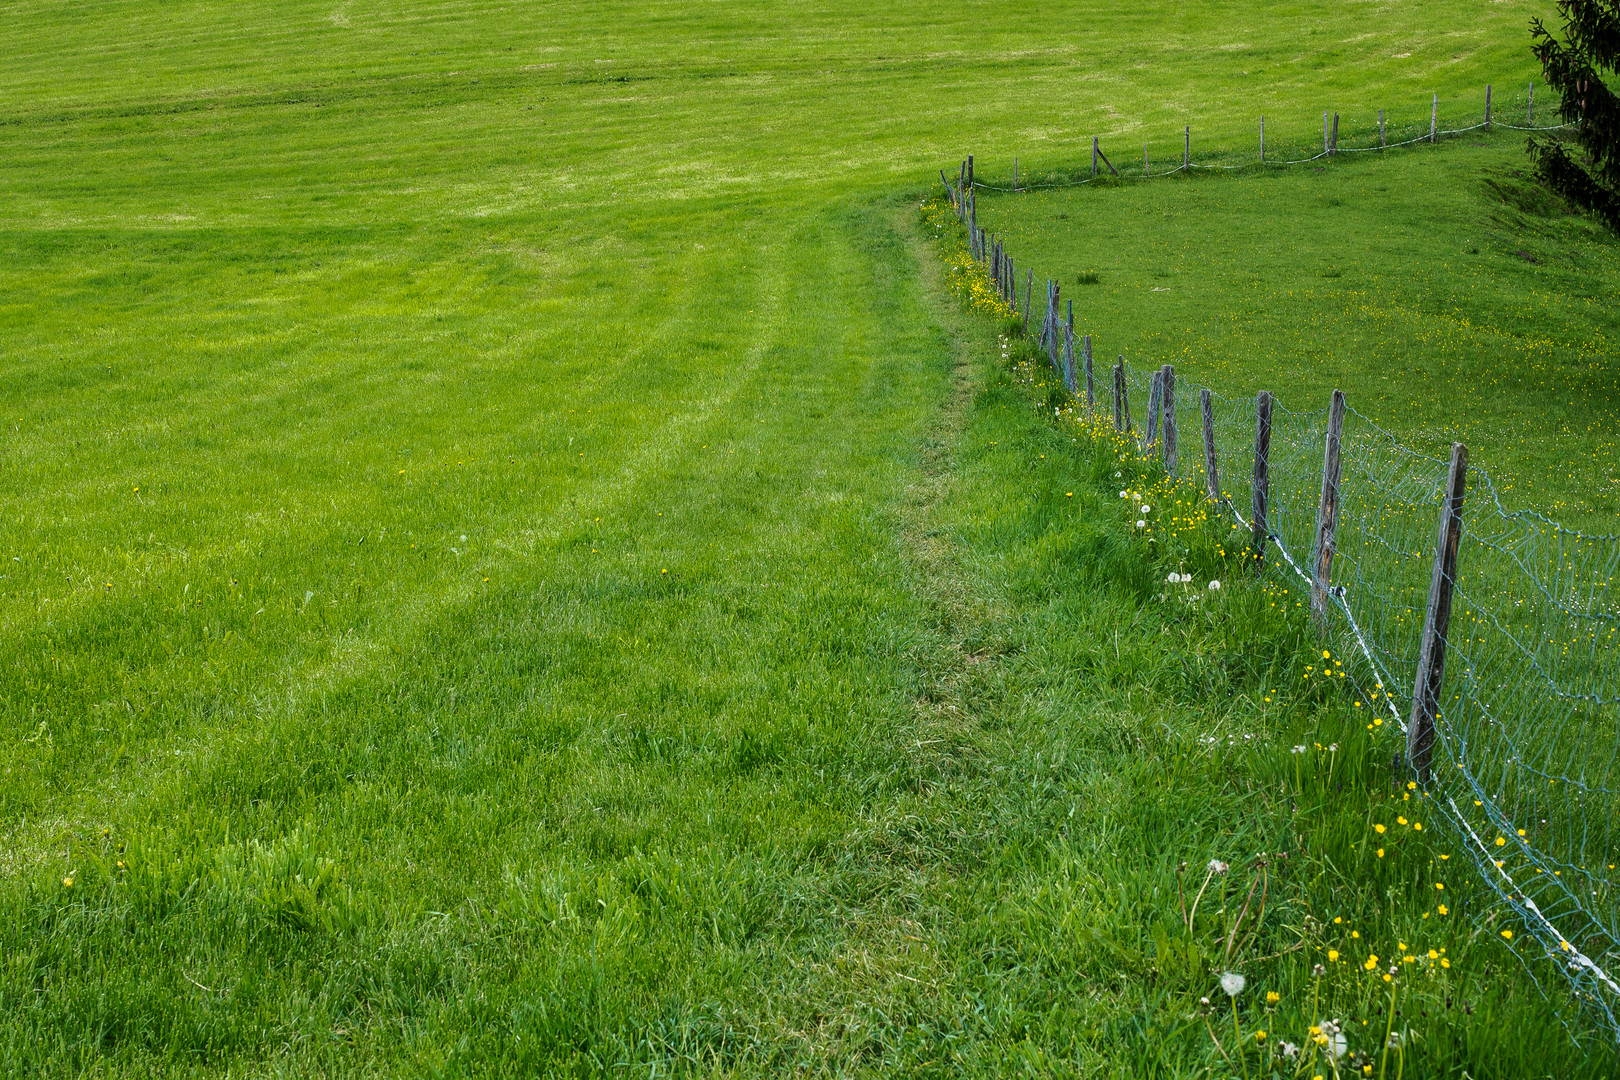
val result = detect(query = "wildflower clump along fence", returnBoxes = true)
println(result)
[939,86,1620,1045]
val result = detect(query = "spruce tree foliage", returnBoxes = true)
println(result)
[1530,1,1620,231]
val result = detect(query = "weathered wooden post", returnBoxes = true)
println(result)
[1200,389,1219,501]
[1310,389,1347,627]
[1063,302,1077,394]
[1049,283,1062,372]
[1331,112,1339,155]
[1260,116,1265,162]
[1161,364,1177,474]
[966,154,974,195]
[1408,443,1470,781]
[1379,109,1386,148]
[1184,126,1190,169]
[1093,136,1100,178]
[1251,392,1273,567]
[1485,84,1492,131]
[1430,93,1438,142]
[1114,361,1130,432]
[1083,334,1095,410]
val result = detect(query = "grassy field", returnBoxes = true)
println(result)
[1,0,1609,1074]
[969,136,1620,527]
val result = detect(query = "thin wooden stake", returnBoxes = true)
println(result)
[1310,389,1347,627]
[1144,369,1162,450]
[1013,155,1019,192]
[1260,116,1265,162]
[1379,109,1386,148]
[1250,391,1273,568]
[1331,112,1339,155]
[1092,136,1099,178]
[966,154,974,195]
[1096,143,1118,176]
[1184,125,1190,169]
[1114,360,1131,433]
[1408,443,1470,781]
[1431,93,1438,143]
[1324,111,1330,156]
[1047,282,1061,372]
[1485,83,1492,131]
[1200,389,1219,501]
[1161,364,1177,474]
[1083,334,1095,409]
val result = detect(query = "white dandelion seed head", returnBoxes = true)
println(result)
[1208,580,1222,590]
[1208,859,1229,875]
[1140,504,1151,513]
[1219,972,1246,997]
[1135,519,1146,528]
[1119,490,1128,498]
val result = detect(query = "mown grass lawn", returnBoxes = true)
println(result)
[1,0,1608,1074]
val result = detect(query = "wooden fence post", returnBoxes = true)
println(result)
[1529,81,1534,124]
[1431,93,1438,142]
[1093,136,1100,178]
[1260,116,1265,162]
[966,154,974,194]
[1184,126,1190,169]
[1114,361,1131,432]
[1200,389,1219,501]
[1310,389,1347,627]
[1379,109,1386,148]
[1013,155,1019,192]
[1047,282,1061,372]
[1251,391,1273,568]
[1083,334,1095,410]
[1161,364,1177,474]
[1408,443,1470,781]
[1331,112,1339,155]
[1485,84,1492,131]
[1063,302,1077,394]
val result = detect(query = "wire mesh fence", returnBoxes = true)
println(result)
[1125,359,1620,1044]
[937,98,1620,1038]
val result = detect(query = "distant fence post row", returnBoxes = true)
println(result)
[950,82,1570,195]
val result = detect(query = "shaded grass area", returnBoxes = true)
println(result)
[971,136,1620,526]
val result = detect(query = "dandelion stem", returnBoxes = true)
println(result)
[1231,998,1251,1080]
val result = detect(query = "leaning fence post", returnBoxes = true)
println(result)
[1408,443,1470,781]
[1310,389,1347,627]
[1063,302,1077,394]
[1200,389,1219,501]
[1430,93,1438,142]
[1083,334,1095,410]
[1161,365,1177,474]
[1485,83,1492,131]
[1251,392,1273,568]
